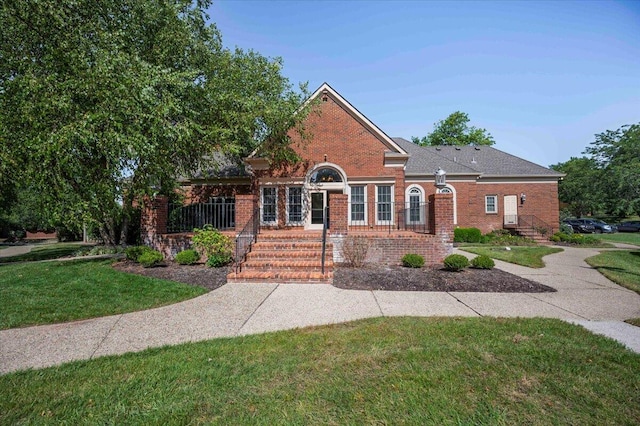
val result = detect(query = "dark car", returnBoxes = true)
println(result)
[562,219,596,233]
[617,221,640,232]
[578,218,615,234]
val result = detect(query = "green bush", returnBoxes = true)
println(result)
[443,254,469,271]
[550,232,600,245]
[483,230,535,246]
[125,245,152,262]
[192,225,233,268]
[175,249,200,265]
[453,227,482,243]
[401,253,425,268]
[471,255,495,269]
[137,250,164,268]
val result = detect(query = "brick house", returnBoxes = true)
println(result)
[142,83,562,282]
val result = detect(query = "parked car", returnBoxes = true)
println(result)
[617,220,640,232]
[578,218,615,234]
[562,219,596,233]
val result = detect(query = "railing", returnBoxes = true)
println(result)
[321,206,329,274]
[517,215,554,238]
[167,200,235,233]
[234,207,260,274]
[348,201,431,234]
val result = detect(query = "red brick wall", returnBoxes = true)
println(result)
[411,181,560,234]
[235,194,258,232]
[330,194,348,235]
[286,95,399,179]
[361,234,452,266]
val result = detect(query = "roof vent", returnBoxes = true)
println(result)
[455,147,461,150]
[471,157,477,164]
[321,89,328,102]
[435,147,441,151]
[454,156,457,163]
[474,146,480,150]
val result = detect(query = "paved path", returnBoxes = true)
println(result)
[1,246,639,374]
[0,244,33,258]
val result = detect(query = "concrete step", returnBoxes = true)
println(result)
[227,270,333,284]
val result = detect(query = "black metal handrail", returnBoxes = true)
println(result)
[348,201,431,234]
[321,206,329,274]
[234,207,260,274]
[518,215,554,237]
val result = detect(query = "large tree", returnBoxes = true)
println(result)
[550,157,604,217]
[0,0,309,244]
[584,123,640,216]
[412,111,495,146]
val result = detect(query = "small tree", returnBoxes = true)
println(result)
[412,111,495,146]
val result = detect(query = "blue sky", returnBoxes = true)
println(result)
[208,0,640,168]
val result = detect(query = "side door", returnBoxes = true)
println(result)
[503,195,518,225]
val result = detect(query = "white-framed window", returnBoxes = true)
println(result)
[261,187,277,224]
[287,186,303,225]
[406,185,424,224]
[376,185,393,224]
[350,185,366,224]
[485,195,497,214]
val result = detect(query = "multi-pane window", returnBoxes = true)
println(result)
[287,187,303,224]
[408,187,422,223]
[350,185,365,222]
[377,185,392,223]
[262,187,277,224]
[485,195,497,214]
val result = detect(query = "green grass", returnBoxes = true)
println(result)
[1,317,638,425]
[626,318,640,327]
[597,232,640,246]
[585,250,640,295]
[0,259,206,329]
[461,246,563,268]
[0,242,89,263]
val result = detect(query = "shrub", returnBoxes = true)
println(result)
[443,254,469,271]
[559,223,574,234]
[453,227,482,243]
[483,230,535,246]
[125,245,152,262]
[402,253,425,268]
[550,232,600,245]
[138,250,164,268]
[192,225,233,268]
[341,235,370,267]
[471,255,495,269]
[175,249,200,265]
[87,245,123,256]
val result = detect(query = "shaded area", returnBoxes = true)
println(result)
[113,260,229,292]
[333,266,556,293]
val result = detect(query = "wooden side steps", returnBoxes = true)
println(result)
[227,232,333,284]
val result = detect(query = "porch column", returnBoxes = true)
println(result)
[430,193,454,242]
[329,193,348,236]
[235,194,258,233]
[140,195,168,246]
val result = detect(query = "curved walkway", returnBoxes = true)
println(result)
[1,246,639,374]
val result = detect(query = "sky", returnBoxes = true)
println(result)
[208,0,640,168]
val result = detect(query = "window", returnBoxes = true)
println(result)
[261,187,277,224]
[287,187,303,224]
[485,195,497,214]
[310,168,342,183]
[377,185,393,223]
[407,186,423,224]
[350,185,366,223]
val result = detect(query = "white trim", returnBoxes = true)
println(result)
[375,184,394,225]
[260,186,278,225]
[348,184,368,226]
[405,184,425,225]
[305,162,347,191]
[485,194,498,214]
[307,190,326,230]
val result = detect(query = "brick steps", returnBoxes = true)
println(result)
[228,232,333,284]
[516,228,550,243]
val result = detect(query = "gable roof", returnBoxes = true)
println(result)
[393,138,564,179]
[308,83,408,155]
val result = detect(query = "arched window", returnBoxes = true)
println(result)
[309,168,343,183]
[406,185,424,224]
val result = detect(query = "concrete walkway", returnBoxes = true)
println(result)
[1,246,639,374]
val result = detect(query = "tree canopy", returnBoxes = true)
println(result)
[411,111,495,146]
[0,0,310,244]
[551,123,640,218]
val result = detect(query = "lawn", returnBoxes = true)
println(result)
[0,259,207,329]
[1,317,638,424]
[597,232,640,246]
[585,250,640,295]
[0,242,89,263]
[461,246,563,268]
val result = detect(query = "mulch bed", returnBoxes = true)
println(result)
[112,260,555,293]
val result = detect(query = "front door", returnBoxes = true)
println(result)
[309,191,327,229]
[504,195,518,226]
